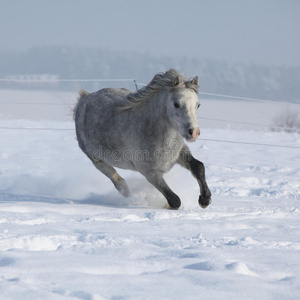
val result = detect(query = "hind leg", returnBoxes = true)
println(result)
[143,171,181,209]
[92,160,131,197]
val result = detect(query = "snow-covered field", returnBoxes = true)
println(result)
[0,89,300,299]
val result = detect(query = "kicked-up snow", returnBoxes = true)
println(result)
[0,89,299,299]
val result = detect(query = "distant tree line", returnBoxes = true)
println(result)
[0,46,299,103]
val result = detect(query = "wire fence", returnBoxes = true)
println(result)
[1,78,299,150]
[198,91,300,107]
[0,101,298,133]
[0,125,298,149]
[198,116,299,133]
[0,78,135,82]
[199,138,300,149]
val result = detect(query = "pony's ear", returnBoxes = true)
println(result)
[173,76,180,86]
[191,76,199,86]
[186,75,199,93]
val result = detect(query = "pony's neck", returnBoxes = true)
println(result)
[140,89,168,124]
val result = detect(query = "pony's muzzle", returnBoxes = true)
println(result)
[188,127,200,141]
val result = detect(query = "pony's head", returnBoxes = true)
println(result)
[123,69,201,142]
[165,72,200,142]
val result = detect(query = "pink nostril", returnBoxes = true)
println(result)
[189,128,200,139]
[193,128,200,139]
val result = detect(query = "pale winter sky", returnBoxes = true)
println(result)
[1,0,299,66]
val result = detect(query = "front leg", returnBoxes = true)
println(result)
[144,172,181,209]
[177,145,212,208]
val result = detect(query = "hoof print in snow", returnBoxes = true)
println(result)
[184,261,215,271]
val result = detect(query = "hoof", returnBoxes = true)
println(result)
[198,195,211,209]
[167,195,181,210]
[168,204,180,210]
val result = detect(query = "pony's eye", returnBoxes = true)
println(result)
[174,102,180,108]
[197,103,200,109]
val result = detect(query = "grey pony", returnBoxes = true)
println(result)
[74,69,211,209]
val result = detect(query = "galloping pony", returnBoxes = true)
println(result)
[74,69,211,209]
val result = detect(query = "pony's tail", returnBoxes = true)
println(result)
[73,88,89,120]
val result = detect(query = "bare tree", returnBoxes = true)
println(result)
[271,108,300,133]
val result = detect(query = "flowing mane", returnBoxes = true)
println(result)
[119,69,199,111]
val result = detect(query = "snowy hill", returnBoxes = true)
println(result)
[0,89,299,299]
